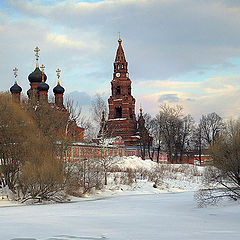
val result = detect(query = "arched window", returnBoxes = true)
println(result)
[116,86,121,95]
[115,106,122,118]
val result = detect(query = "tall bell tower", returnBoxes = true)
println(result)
[106,37,139,146]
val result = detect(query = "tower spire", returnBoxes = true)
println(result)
[118,32,122,43]
[34,47,40,68]
[115,36,126,62]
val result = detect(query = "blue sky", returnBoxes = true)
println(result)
[1,0,240,120]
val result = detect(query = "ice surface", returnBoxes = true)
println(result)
[1,192,240,240]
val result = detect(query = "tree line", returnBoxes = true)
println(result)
[139,104,224,163]
[1,92,240,204]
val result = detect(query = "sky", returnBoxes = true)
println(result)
[1,0,240,120]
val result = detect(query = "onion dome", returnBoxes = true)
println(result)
[10,67,22,94]
[53,68,65,94]
[37,81,49,92]
[28,67,47,83]
[28,46,47,83]
[53,84,65,94]
[10,83,22,94]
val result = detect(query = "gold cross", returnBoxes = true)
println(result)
[56,68,61,84]
[34,46,40,59]
[40,64,45,82]
[13,67,18,84]
[118,32,122,43]
[34,47,40,67]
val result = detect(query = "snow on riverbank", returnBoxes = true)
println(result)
[116,156,157,170]
[0,156,205,207]
[82,156,205,199]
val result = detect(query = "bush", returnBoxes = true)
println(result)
[195,119,240,206]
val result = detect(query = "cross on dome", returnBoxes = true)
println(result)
[13,67,18,84]
[56,68,61,85]
[40,64,45,82]
[34,47,40,68]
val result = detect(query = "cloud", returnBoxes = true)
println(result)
[6,0,240,80]
[137,75,240,120]
[158,94,180,103]
[1,0,240,120]
[65,90,92,106]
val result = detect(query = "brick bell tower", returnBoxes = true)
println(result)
[105,37,139,146]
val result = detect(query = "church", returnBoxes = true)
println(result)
[9,38,156,160]
[9,47,84,142]
[99,37,152,148]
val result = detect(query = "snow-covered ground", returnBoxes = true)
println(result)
[1,192,240,240]
[1,157,240,239]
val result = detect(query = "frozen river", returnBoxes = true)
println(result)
[1,192,240,240]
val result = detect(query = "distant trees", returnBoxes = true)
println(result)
[153,104,194,163]
[147,104,224,164]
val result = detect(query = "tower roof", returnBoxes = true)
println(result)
[115,38,126,63]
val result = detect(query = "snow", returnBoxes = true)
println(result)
[108,118,127,121]
[0,192,240,240]
[117,156,156,171]
[1,157,240,239]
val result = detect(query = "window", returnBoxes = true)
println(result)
[115,106,122,118]
[116,86,121,95]
[129,108,133,119]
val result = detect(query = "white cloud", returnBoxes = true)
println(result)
[2,0,240,120]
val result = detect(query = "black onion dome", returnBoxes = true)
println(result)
[10,83,22,94]
[53,84,65,94]
[37,82,49,92]
[28,67,47,83]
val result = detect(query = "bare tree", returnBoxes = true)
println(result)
[191,122,208,165]
[65,97,93,142]
[200,112,224,145]
[156,104,183,163]
[195,118,240,206]
[91,93,108,125]
[176,114,194,163]
[0,93,34,193]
